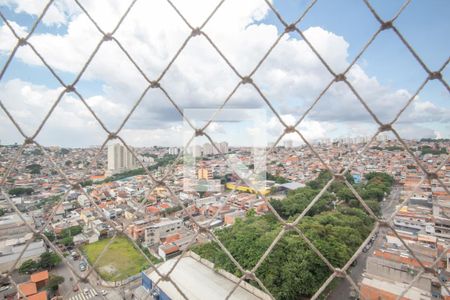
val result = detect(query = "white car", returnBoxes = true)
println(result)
[0,285,10,292]
[101,289,107,296]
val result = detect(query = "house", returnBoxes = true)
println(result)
[77,195,90,207]
[224,210,245,225]
[79,209,95,225]
[158,244,181,261]
[30,270,49,289]
[17,282,37,299]
[144,219,184,246]
[27,291,47,300]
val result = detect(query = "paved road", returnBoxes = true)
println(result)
[326,186,401,300]
[53,253,126,300]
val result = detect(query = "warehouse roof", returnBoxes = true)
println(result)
[144,255,270,300]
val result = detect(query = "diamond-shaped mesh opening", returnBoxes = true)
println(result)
[386,1,449,71]
[0,0,449,299]
[298,0,380,71]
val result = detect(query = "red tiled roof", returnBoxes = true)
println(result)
[28,291,47,300]
[30,270,48,283]
[164,234,180,244]
[163,245,179,254]
[147,206,160,213]
[18,282,37,296]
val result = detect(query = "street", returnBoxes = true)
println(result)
[53,252,126,300]
[326,186,401,300]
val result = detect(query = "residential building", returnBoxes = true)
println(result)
[144,219,184,246]
[107,143,138,175]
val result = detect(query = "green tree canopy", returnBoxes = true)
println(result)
[18,259,38,274]
[39,252,62,270]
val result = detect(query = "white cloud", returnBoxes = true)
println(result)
[0,0,78,26]
[0,0,448,146]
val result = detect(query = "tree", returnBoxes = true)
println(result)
[191,170,395,300]
[271,187,335,220]
[362,186,385,202]
[80,179,93,187]
[192,208,373,300]
[336,187,356,202]
[266,172,289,184]
[0,208,5,217]
[25,163,42,174]
[60,236,74,247]
[31,148,42,155]
[39,252,62,270]
[44,231,56,242]
[46,275,64,291]
[8,187,33,196]
[60,226,82,239]
[19,259,38,274]
[60,148,70,155]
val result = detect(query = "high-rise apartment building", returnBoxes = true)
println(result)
[107,143,138,175]
[284,140,293,148]
[188,142,229,157]
[168,147,180,155]
[218,142,228,154]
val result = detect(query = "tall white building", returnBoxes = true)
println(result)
[284,140,293,148]
[168,147,179,155]
[188,142,228,157]
[203,143,213,156]
[219,142,228,154]
[107,143,138,175]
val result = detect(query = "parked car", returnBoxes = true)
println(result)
[0,285,10,292]
[362,243,372,253]
[79,262,87,272]
[71,251,80,260]
[101,290,108,296]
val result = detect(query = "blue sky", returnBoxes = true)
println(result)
[0,0,448,147]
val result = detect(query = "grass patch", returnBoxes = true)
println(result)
[81,236,150,281]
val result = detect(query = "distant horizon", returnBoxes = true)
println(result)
[1,136,448,150]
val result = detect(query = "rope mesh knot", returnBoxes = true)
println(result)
[335,74,346,82]
[18,37,27,46]
[103,33,113,41]
[334,268,346,278]
[191,28,201,37]
[333,174,345,181]
[429,71,442,80]
[244,271,256,281]
[108,132,118,140]
[426,172,438,180]
[241,76,253,84]
[195,128,204,136]
[380,20,393,30]
[284,126,296,134]
[65,85,76,92]
[71,183,82,190]
[24,137,34,144]
[379,124,392,132]
[285,24,296,33]
[150,81,160,88]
